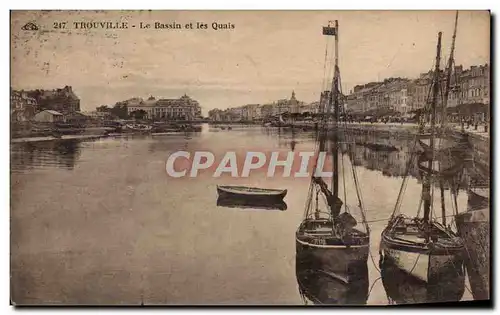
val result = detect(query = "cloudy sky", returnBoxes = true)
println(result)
[11,10,489,115]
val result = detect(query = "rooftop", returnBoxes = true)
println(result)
[43,110,63,116]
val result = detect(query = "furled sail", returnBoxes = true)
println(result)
[312,176,343,218]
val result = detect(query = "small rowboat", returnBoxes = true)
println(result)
[125,124,152,133]
[217,185,287,201]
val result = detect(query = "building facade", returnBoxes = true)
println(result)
[346,63,490,116]
[33,110,64,123]
[10,89,38,122]
[126,94,202,120]
[208,91,305,121]
[28,86,80,114]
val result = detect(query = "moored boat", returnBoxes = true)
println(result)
[216,185,287,201]
[380,15,465,284]
[295,20,370,283]
[380,217,464,283]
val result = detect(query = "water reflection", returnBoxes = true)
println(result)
[380,258,465,305]
[270,127,488,186]
[296,252,369,305]
[216,196,287,211]
[10,139,82,171]
[10,126,483,305]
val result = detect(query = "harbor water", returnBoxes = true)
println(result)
[10,124,475,305]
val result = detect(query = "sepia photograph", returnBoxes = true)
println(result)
[9,9,491,306]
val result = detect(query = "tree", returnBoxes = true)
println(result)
[129,109,147,120]
[110,102,129,119]
[96,105,110,112]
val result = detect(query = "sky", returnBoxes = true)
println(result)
[11,10,490,115]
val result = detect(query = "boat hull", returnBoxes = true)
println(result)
[216,186,287,202]
[455,208,490,300]
[381,246,463,283]
[381,257,465,304]
[380,231,464,283]
[295,238,369,283]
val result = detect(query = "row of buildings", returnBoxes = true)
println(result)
[345,63,490,115]
[10,86,82,123]
[11,86,203,123]
[208,91,325,122]
[208,63,489,122]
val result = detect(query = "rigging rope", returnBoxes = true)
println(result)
[390,135,419,220]
[367,276,382,299]
[321,36,330,93]
[304,35,335,217]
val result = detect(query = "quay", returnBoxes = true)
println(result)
[275,121,490,167]
[10,134,106,144]
[278,121,489,139]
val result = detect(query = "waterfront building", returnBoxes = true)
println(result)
[27,86,80,114]
[86,110,115,120]
[457,64,490,106]
[289,91,300,114]
[208,91,304,121]
[383,79,411,114]
[33,110,64,123]
[346,82,381,113]
[300,102,320,114]
[260,104,274,119]
[346,63,490,117]
[408,75,431,111]
[65,112,92,125]
[241,104,262,121]
[10,89,38,122]
[126,94,202,120]
[208,108,223,121]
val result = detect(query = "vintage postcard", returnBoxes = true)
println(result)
[10,10,491,306]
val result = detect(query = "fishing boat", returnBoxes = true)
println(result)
[380,16,465,284]
[295,20,370,283]
[216,185,287,201]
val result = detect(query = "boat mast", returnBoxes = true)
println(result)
[422,32,442,225]
[441,11,458,126]
[438,11,459,226]
[331,20,340,198]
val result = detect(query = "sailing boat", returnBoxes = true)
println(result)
[379,28,465,283]
[449,9,490,299]
[295,20,370,283]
